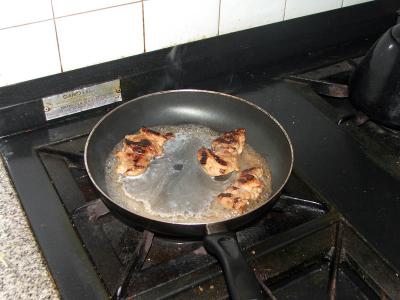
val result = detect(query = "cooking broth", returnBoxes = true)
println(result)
[105,124,272,223]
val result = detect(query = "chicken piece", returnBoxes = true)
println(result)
[212,128,246,155]
[198,128,245,177]
[124,127,173,156]
[197,147,239,176]
[235,167,264,199]
[115,151,150,176]
[218,186,250,212]
[217,167,264,212]
[115,127,174,176]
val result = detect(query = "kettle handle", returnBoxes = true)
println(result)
[397,8,400,24]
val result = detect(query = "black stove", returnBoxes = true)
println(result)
[28,133,399,299]
[1,3,400,299]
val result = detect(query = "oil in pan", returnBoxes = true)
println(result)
[105,124,271,223]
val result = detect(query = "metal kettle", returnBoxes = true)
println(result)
[350,22,400,129]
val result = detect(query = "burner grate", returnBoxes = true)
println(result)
[37,136,329,296]
[36,135,400,299]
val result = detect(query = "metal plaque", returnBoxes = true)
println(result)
[42,79,122,121]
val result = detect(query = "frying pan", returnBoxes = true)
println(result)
[85,90,293,300]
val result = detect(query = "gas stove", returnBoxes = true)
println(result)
[2,70,400,298]
[1,3,400,299]
[8,112,399,300]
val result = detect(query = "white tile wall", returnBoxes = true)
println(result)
[52,0,141,17]
[0,0,53,29]
[0,21,61,87]
[143,0,220,51]
[56,3,144,71]
[285,0,342,20]
[0,0,375,87]
[219,0,285,35]
[343,0,373,7]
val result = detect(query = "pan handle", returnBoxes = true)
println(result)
[204,232,266,300]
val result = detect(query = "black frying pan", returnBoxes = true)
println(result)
[85,90,293,300]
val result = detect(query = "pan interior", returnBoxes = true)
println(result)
[104,124,272,223]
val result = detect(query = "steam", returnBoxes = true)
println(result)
[158,45,186,90]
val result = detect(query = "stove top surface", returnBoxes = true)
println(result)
[2,68,400,298]
[32,133,398,299]
[38,135,330,298]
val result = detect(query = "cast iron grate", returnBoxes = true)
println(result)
[37,135,400,299]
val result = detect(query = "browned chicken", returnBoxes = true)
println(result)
[116,127,174,176]
[197,128,246,176]
[197,147,239,176]
[212,128,246,155]
[217,167,264,212]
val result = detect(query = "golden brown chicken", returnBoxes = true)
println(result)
[116,127,174,176]
[197,128,246,177]
[197,147,239,176]
[212,128,246,155]
[217,167,264,212]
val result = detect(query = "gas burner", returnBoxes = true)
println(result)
[290,59,400,180]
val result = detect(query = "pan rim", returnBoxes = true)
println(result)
[84,89,294,227]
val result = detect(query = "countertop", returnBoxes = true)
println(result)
[0,157,59,300]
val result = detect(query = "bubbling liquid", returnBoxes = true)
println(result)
[105,124,272,223]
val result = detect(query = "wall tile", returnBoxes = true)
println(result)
[56,3,144,71]
[0,21,61,87]
[0,0,379,87]
[342,0,373,7]
[52,0,140,18]
[0,0,52,29]
[219,0,285,35]
[285,0,342,20]
[144,0,219,52]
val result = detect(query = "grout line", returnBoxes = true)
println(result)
[51,1,140,20]
[0,19,53,31]
[141,0,146,53]
[217,0,222,36]
[283,0,288,21]
[0,1,141,31]
[50,0,64,72]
